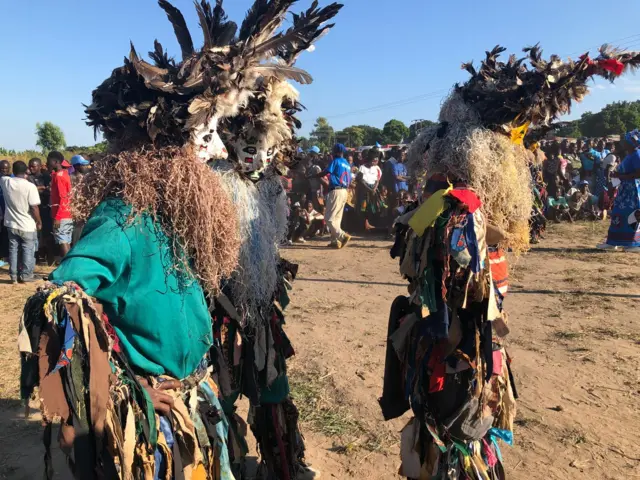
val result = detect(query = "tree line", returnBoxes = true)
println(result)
[301,100,640,153]
[298,118,438,152]
[0,122,106,163]
[5,100,636,160]
[555,100,640,138]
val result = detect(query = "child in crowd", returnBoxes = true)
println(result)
[288,201,325,243]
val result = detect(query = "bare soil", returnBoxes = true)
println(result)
[1,222,639,479]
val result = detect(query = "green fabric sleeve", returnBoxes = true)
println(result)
[49,214,131,301]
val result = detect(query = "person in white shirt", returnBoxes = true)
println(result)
[358,151,382,188]
[357,149,383,230]
[0,161,42,283]
[301,200,325,238]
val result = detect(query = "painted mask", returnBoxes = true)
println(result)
[192,116,228,162]
[232,134,277,178]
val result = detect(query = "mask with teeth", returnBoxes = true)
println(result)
[192,116,228,163]
[232,134,277,179]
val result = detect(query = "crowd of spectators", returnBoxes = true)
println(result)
[530,137,620,241]
[0,152,91,282]
[283,145,418,247]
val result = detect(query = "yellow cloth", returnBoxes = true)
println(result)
[408,186,453,236]
[191,464,207,480]
[510,122,530,145]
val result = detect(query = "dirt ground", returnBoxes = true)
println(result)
[0,222,639,479]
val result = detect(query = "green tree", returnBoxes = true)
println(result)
[356,125,383,146]
[599,101,640,135]
[35,122,66,153]
[382,119,409,144]
[336,126,365,147]
[0,147,17,156]
[579,111,602,138]
[87,141,108,154]
[310,117,334,152]
[555,121,582,138]
[566,101,640,138]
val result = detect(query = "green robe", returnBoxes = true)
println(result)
[50,198,212,379]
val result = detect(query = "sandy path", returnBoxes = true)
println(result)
[0,222,638,479]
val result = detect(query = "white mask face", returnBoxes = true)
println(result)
[233,135,277,177]
[192,116,228,162]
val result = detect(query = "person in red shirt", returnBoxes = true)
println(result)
[46,151,73,257]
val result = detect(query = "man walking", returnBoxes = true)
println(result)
[309,143,352,248]
[47,151,73,257]
[0,161,42,283]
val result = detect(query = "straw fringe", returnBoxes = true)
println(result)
[71,146,240,294]
[408,92,532,253]
[212,163,288,322]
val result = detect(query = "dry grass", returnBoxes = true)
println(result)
[551,326,640,347]
[289,367,394,454]
[553,331,585,341]
[560,428,588,446]
[514,412,543,429]
[587,327,640,344]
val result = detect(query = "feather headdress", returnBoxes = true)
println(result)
[223,1,343,162]
[85,0,340,150]
[457,44,640,134]
[408,44,640,252]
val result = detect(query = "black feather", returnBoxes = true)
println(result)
[238,0,269,41]
[458,43,640,131]
[158,0,194,60]
[195,0,238,47]
[211,0,238,45]
[256,2,343,64]
[148,40,176,70]
[239,0,297,45]
[461,62,476,76]
[85,0,343,150]
[195,0,214,47]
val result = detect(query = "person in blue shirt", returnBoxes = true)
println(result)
[392,149,409,193]
[580,139,602,181]
[308,144,353,248]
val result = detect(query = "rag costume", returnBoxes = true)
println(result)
[380,44,640,478]
[18,1,341,479]
[210,4,342,477]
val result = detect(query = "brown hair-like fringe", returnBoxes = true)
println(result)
[71,145,240,295]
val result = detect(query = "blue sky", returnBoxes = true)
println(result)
[1,0,640,150]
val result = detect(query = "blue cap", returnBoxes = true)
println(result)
[624,129,640,148]
[579,180,590,186]
[70,155,90,166]
[332,143,347,155]
[308,146,321,154]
